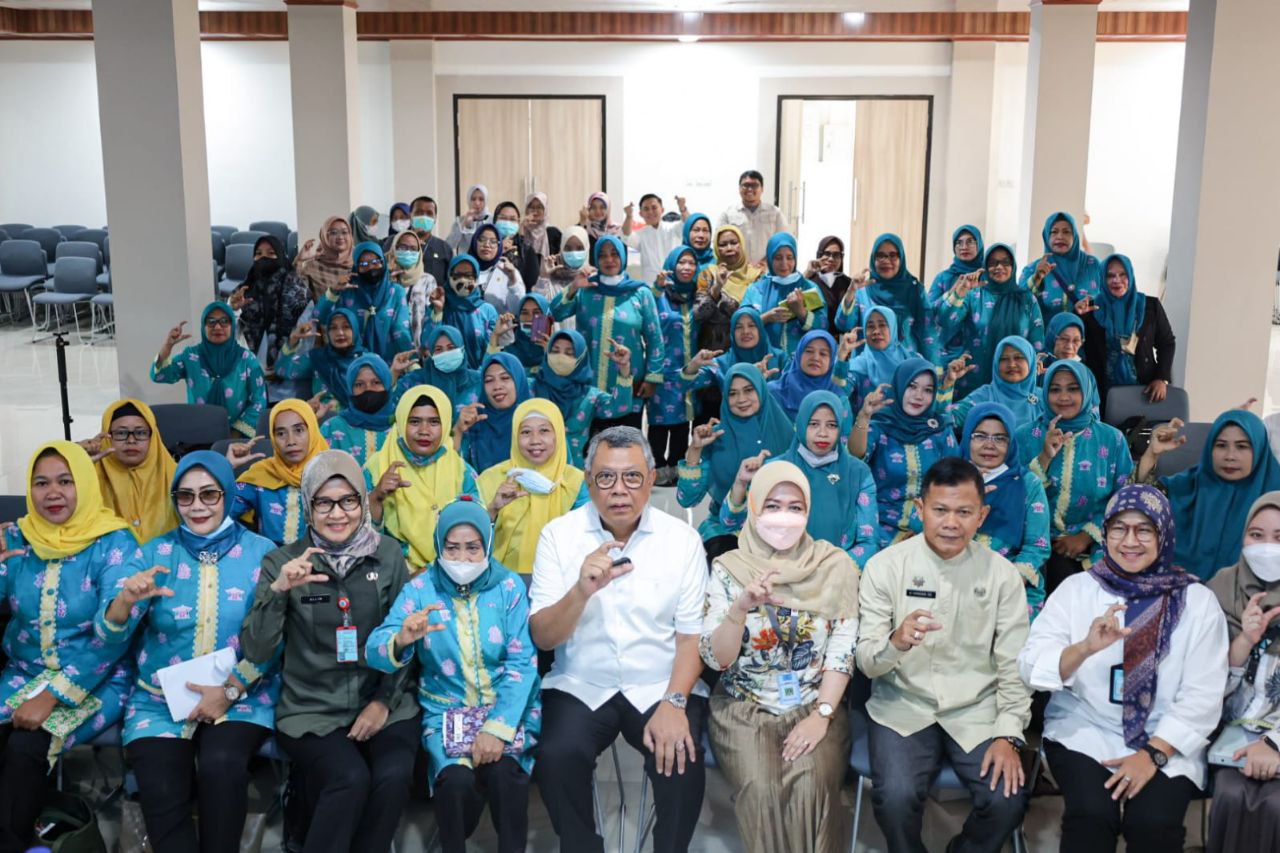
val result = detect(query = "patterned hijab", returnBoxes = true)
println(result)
[299,215,355,297]
[301,450,381,579]
[1087,484,1197,748]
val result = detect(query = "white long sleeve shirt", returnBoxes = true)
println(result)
[1018,572,1228,786]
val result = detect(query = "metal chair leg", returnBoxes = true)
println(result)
[850,775,864,853]
[611,743,626,853]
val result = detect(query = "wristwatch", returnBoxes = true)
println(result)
[223,679,245,703]
[1004,736,1026,752]
[661,691,688,710]
[1141,743,1169,768]
[816,702,835,719]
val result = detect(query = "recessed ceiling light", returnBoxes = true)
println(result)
[844,12,867,26]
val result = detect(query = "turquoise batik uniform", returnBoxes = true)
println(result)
[1016,211,1102,323]
[392,325,483,410]
[648,246,700,427]
[0,526,136,753]
[428,254,500,370]
[960,403,1051,618]
[834,233,936,361]
[367,500,540,789]
[677,363,793,541]
[845,306,909,416]
[273,307,367,411]
[530,330,634,467]
[317,241,414,364]
[550,235,665,416]
[947,335,1042,434]
[320,354,396,467]
[935,243,1044,399]
[1016,360,1133,565]
[1161,409,1280,579]
[95,453,281,743]
[150,302,265,437]
[742,233,828,361]
[863,358,960,546]
[232,485,305,547]
[680,306,785,396]
[928,225,985,368]
[501,293,552,373]
[721,390,879,570]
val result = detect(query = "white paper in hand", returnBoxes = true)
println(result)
[156,648,238,722]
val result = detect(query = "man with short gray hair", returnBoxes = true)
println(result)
[530,427,708,852]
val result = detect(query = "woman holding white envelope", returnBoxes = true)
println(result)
[96,450,278,853]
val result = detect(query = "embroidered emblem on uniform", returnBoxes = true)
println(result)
[974,585,987,598]
[926,418,939,429]
[912,576,925,588]
[827,472,841,485]
[366,572,379,582]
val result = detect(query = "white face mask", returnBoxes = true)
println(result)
[439,557,487,586]
[509,467,556,495]
[390,219,410,233]
[1245,543,1280,583]
[598,273,625,286]
[981,464,1009,482]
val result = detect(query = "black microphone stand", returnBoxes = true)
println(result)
[54,330,72,440]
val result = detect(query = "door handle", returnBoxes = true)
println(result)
[801,182,807,225]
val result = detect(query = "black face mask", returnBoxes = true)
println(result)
[352,389,388,413]
[359,267,384,286]
[252,256,282,277]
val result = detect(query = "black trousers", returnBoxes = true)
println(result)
[647,422,690,468]
[0,725,53,853]
[126,721,270,853]
[535,689,706,853]
[1045,740,1198,853]
[1046,552,1087,596]
[589,410,643,438]
[275,715,419,853]
[434,756,529,853]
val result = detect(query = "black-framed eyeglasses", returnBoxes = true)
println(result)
[312,493,361,515]
[110,428,152,444]
[739,181,762,190]
[969,432,1010,447]
[819,250,843,259]
[475,237,499,248]
[987,259,1013,270]
[592,470,647,490]
[875,252,900,262]
[204,316,231,328]
[357,259,384,271]
[173,487,224,507]
[1105,522,1157,544]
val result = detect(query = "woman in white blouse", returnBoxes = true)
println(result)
[1018,484,1227,853]
[701,460,858,853]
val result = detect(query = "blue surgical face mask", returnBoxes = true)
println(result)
[562,250,588,269]
[394,250,420,269]
[775,271,801,285]
[432,348,465,373]
[412,215,435,232]
[508,466,556,495]
[494,220,520,240]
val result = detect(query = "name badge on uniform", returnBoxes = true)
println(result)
[336,626,359,663]
[1109,664,1124,704]
[301,594,331,605]
[906,589,936,599]
[776,672,802,708]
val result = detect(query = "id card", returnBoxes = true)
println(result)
[776,672,802,708]
[336,626,359,663]
[1109,664,1124,704]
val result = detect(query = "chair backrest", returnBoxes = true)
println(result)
[228,229,268,246]
[1103,384,1190,429]
[0,229,9,244]
[1157,421,1213,477]
[0,240,48,277]
[286,231,299,263]
[52,225,87,239]
[0,495,25,524]
[1090,241,1117,261]
[102,235,110,267]
[249,220,290,244]
[150,403,231,452]
[210,437,272,476]
[211,225,238,243]
[73,228,109,255]
[0,223,33,236]
[222,243,255,282]
[51,256,99,295]
[211,232,226,266]
[55,241,104,274]
[19,227,63,258]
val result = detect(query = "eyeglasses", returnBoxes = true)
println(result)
[987,259,1013,270]
[109,428,152,444]
[475,237,499,248]
[969,432,1010,447]
[312,493,361,515]
[1105,522,1158,544]
[739,181,762,190]
[173,488,224,507]
[442,541,486,558]
[204,317,231,328]
[592,470,647,490]
[325,228,348,239]
[819,250,843,259]
[874,252,900,262]
[954,237,978,248]
[356,259,384,271]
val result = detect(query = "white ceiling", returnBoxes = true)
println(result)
[0,0,1191,12]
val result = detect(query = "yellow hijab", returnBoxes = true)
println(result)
[96,399,179,543]
[18,441,129,561]
[712,224,761,303]
[477,399,585,573]
[239,399,329,490]
[365,384,467,568]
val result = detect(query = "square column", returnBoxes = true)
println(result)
[1166,0,1280,418]
[390,41,438,202]
[92,0,212,401]
[286,0,362,239]
[1017,0,1099,256]
[943,40,998,238]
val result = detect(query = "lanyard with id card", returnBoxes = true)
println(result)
[766,606,802,708]
[335,595,359,664]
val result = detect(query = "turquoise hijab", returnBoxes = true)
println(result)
[508,293,552,370]
[468,352,533,473]
[1164,410,1280,578]
[682,213,715,269]
[309,307,366,409]
[197,301,247,402]
[348,241,400,356]
[1036,360,1100,433]
[707,364,794,498]
[961,336,1041,428]
[1047,312,1086,349]
[414,325,482,402]
[767,330,840,419]
[960,402,1028,549]
[765,232,803,290]
[714,306,780,377]
[776,390,868,548]
[1038,211,1093,300]
[944,225,985,278]
[1096,253,1147,386]
[982,243,1039,346]
[590,235,643,296]
[440,254,488,365]
[847,305,908,393]
[537,330,595,411]
[342,353,395,431]
[872,357,950,445]
[428,497,504,594]
[863,233,925,345]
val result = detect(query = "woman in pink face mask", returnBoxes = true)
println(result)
[699,460,860,852]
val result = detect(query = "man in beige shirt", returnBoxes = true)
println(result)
[717,169,787,264]
[857,456,1031,853]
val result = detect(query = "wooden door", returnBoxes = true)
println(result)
[529,97,605,233]
[850,99,931,278]
[455,97,532,221]
[777,98,804,234]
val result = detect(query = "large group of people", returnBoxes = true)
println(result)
[1,171,1278,853]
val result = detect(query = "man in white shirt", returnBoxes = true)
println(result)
[717,169,787,264]
[622,193,688,284]
[530,426,708,853]
[857,457,1031,853]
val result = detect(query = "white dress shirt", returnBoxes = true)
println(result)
[1018,572,1228,786]
[530,503,709,712]
[625,220,683,284]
